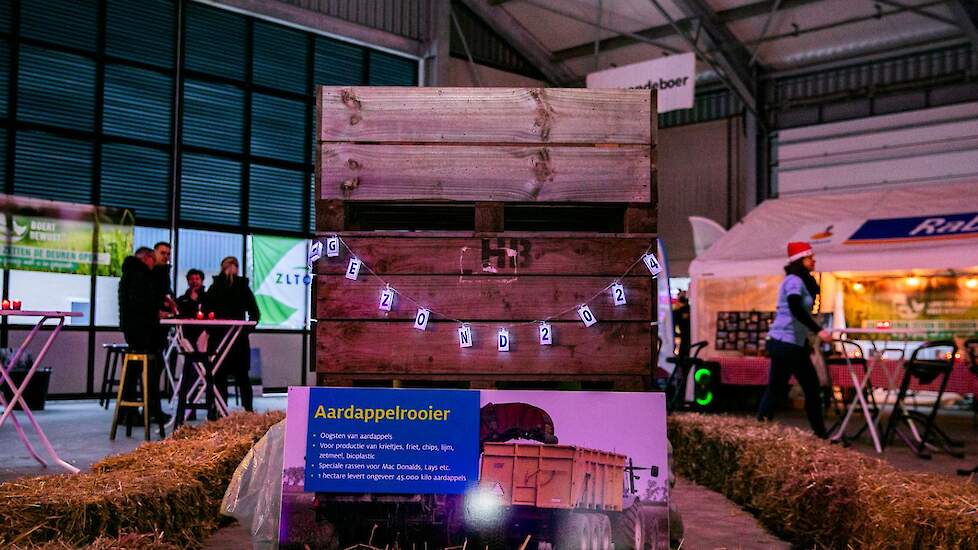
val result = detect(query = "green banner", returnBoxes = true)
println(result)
[250,235,310,330]
[0,195,134,276]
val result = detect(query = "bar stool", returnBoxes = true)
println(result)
[882,340,962,459]
[98,343,128,409]
[110,352,165,441]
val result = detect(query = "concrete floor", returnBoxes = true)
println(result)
[4,397,976,549]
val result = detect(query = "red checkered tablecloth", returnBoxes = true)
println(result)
[713,356,978,394]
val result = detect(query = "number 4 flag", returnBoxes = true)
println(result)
[643,252,662,276]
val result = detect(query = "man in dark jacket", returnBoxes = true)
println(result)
[204,256,260,414]
[153,242,177,315]
[118,247,167,420]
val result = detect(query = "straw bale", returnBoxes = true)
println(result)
[0,411,283,549]
[669,413,978,549]
[14,532,179,549]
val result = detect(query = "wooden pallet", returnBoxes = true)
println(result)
[315,87,657,391]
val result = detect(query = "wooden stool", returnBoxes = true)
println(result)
[99,343,128,409]
[110,353,165,441]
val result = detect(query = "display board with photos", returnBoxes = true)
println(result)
[715,311,775,354]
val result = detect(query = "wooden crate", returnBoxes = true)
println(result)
[315,87,657,390]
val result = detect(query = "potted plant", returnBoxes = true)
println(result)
[0,348,52,411]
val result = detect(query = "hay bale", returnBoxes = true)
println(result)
[0,411,284,549]
[15,532,179,549]
[669,414,978,549]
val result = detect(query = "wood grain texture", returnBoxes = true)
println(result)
[315,236,654,276]
[319,87,653,144]
[320,144,652,203]
[316,321,652,376]
[317,276,653,321]
[316,373,649,390]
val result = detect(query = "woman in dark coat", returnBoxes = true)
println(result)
[204,256,260,413]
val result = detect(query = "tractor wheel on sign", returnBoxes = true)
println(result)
[555,512,591,550]
[589,513,613,550]
[613,505,645,550]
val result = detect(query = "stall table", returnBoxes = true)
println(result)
[714,356,977,394]
[0,310,82,473]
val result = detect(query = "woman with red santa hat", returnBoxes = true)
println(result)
[757,241,832,438]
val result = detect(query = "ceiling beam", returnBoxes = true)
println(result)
[553,0,823,62]
[656,0,757,113]
[876,0,956,26]
[459,0,578,85]
[945,0,978,49]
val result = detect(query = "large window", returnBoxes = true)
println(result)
[0,0,417,395]
[175,229,244,295]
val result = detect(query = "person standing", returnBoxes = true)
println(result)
[204,257,260,414]
[757,242,831,438]
[673,290,691,358]
[118,247,168,421]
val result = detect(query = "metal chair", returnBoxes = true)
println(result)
[957,337,978,476]
[882,340,963,459]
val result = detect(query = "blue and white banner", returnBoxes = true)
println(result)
[846,211,978,244]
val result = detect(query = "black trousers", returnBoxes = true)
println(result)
[758,338,827,438]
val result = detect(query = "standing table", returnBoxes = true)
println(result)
[161,319,255,423]
[0,310,82,473]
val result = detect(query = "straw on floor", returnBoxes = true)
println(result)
[669,413,978,549]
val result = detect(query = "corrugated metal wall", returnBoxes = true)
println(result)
[276,0,431,41]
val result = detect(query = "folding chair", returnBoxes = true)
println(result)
[957,337,978,476]
[827,339,883,451]
[882,340,963,459]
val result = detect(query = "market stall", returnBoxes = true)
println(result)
[688,180,978,391]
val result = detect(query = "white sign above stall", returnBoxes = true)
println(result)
[586,52,696,113]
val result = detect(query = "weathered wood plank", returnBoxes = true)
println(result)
[320,144,652,203]
[319,87,653,145]
[624,203,657,233]
[316,321,652,376]
[315,236,654,276]
[316,373,650,390]
[317,276,653,321]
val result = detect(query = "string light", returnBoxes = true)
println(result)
[316,236,658,346]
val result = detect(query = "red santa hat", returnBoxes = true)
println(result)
[787,241,814,263]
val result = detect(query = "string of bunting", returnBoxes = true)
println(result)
[308,236,662,351]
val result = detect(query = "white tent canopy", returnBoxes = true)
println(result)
[689,181,978,278]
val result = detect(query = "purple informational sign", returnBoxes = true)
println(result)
[279,387,669,550]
